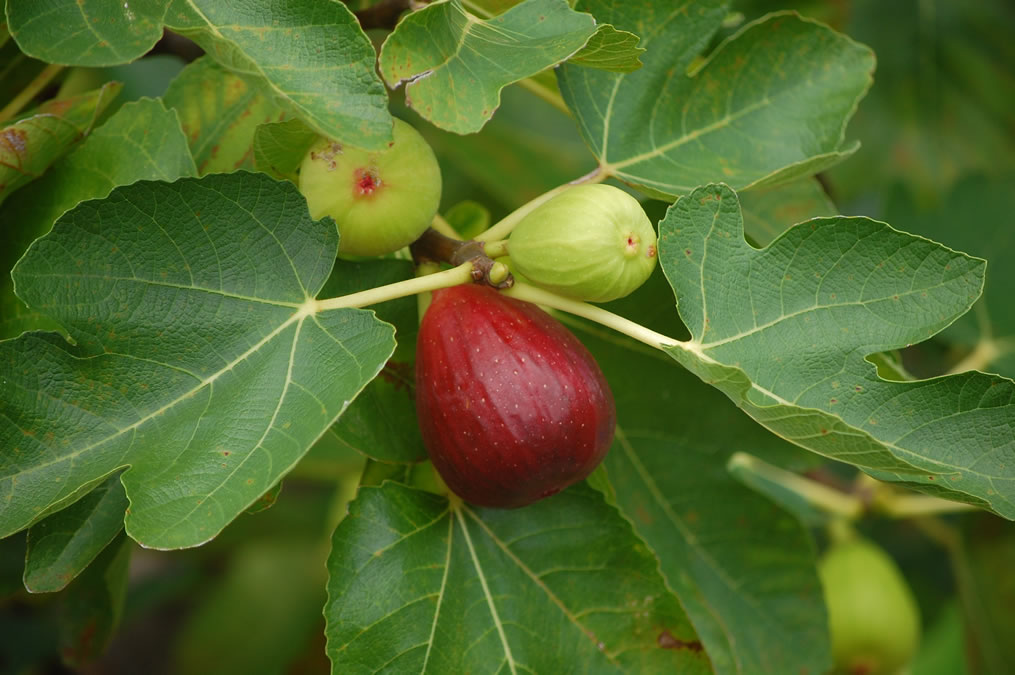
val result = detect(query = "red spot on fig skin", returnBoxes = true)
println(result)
[416,285,616,508]
[354,167,381,197]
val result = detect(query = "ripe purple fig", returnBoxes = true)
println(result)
[415,284,616,508]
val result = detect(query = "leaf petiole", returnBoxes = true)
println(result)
[315,262,474,312]
[502,282,679,350]
[728,452,864,520]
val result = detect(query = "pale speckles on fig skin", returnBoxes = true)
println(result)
[416,285,616,508]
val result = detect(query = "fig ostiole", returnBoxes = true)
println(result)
[506,184,657,303]
[298,118,442,257]
[819,536,921,675]
[415,284,616,508]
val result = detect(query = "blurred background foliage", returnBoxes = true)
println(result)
[1,0,1014,673]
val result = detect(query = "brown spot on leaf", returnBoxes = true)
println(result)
[0,128,28,158]
[657,629,703,652]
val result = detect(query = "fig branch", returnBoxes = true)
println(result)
[410,227,513,288]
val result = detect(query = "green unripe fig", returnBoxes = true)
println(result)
[298,118,442,257]
[507,184,657,303]
[819,537,920,675]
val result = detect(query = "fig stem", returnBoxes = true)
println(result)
[874,493,980,517]
[727,452,864,520]
[415,261,441,321]
[429,213,462,240]
[503,282,679,350]
[483,239,509,258]
[316,262,474,312]
[411,228,513,288]
[944,336,1008,375]
[476,168,607,242]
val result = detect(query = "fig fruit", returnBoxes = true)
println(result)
[819,537,920,675]
[298,118,441,257]
[415,284,616,508]
[507,184,656,303]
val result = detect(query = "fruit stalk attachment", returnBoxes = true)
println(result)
[410,227,514,289]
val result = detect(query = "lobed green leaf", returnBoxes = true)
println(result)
[7,0,170,67]
[1,172,395,549]
[163,0,391,148]
[659,183,1015,518]
[0,97,198,339]
[560,284,830,675]
[325,482,709,674]
[379,0,595,134]
[558,3,874,198]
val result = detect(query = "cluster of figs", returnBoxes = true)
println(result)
[300,118,656,508]
[300,119,925,675]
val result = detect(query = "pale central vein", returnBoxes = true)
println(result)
[455,508,518,675]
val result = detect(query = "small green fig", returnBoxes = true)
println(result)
[298,118,441,257]
[819,537,920,675]
[507,184,656,303]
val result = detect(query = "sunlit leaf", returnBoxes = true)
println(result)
[164,0,391,148]
[163,56,287,175]
[567,24,644,73]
